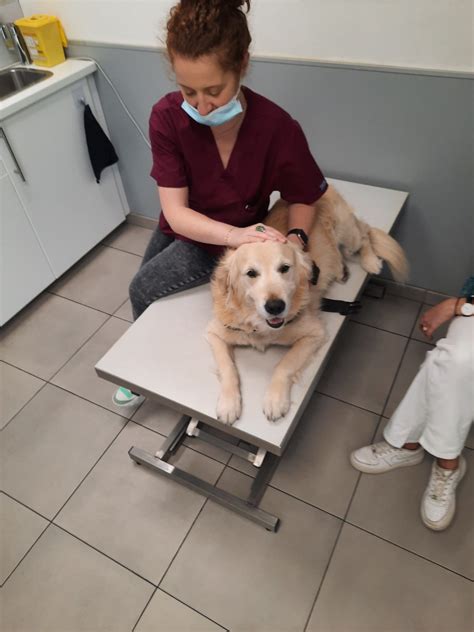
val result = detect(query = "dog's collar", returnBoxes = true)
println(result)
[224,312,301,333]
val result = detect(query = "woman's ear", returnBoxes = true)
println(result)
[240,51,250,77]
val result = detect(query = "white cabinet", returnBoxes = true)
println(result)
[0,171,55,324]
[0,70,128,325]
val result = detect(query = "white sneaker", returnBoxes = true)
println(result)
[421,456,466,531]
[350,441,424,473]
[112,386,143,407]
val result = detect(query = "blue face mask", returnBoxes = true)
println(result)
[181,88,243,127]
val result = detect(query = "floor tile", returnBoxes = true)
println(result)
[56,422,224,585]
[161,467,341,632]
[114,298,134,322]
[351,293,421,336]
[317,321,407,414]
[306,524,472,632]
[0,293,107,380]
[50,245,141,314]
[0,493,48,585]
[383,279,426,302]
[132,399,236,464]
[2,385,125,518]
[384,339,431,419]
[103,222,153,256]
[0,525,154,632]
[135,589,225,632]
[230,393,378,518]
[410,302,452,344]
[0,362,44,430]
[347,444,473,579]
[425,289,452,306]
[52,316,140,416]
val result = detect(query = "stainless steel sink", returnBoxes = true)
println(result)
[0,67,53,101]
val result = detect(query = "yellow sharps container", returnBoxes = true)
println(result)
[14,15,68,67]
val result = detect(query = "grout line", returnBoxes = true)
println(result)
[313,390,383,417]
[156,461,230,589]
[302,521,345,631]
[223,462,345,524]
[52,522,157,587]
[343,520,474,582]
[159,588,230,631]
[0,521,53,588]
[102,242,147,257]
[50,420,132,524]
[1,379,49,432]
[45,290,121,318]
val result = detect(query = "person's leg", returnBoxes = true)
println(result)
[113,227,175,405]
[351,316,473,474]
[129,238,218,320]
[418,316,473,530]
[114,232,219,406]
[415,316,474,462]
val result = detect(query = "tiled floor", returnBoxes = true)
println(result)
[1,223,472,632]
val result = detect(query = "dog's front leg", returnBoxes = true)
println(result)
[263,334,324,421]
[207,331,242,425]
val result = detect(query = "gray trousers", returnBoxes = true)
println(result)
[129,226,219,320]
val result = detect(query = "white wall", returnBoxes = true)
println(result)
[20,0,473,73]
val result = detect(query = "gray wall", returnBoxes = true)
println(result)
[0,0,23,67]
[68,43,473,295]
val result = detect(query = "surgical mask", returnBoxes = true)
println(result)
[181,88,243,127]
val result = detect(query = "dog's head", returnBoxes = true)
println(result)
[211,241,314,331]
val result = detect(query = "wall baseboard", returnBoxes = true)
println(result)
[126,212,158,230]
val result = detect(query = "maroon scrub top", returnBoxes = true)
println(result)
[149,86,328,255]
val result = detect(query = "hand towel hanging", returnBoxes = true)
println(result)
[83,103,118,183]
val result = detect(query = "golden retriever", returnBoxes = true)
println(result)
[206,185,408,424]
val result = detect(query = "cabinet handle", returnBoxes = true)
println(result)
[0,127,26,182]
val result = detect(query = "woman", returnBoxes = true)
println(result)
[351,276,474,531]
[113,0,328,406]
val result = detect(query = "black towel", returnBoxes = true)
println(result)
[83,104,118,183]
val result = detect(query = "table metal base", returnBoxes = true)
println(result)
[128,415,280,532]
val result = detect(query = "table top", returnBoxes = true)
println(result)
[96,178,408,455]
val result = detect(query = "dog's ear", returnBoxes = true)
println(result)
[211,249,240,311]
[293,247,313,284]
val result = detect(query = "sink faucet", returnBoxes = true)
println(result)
[0,23,32,65]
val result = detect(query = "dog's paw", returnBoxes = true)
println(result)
[362,254,383,275]
[216,390,242,425]
[263,382,291,421]
[336,263,350,284]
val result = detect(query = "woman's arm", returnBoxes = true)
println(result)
[286,202,317,248]
[159,186,286,248]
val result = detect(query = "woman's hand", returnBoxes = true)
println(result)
[226,223,287,249]
[419,298,456,339]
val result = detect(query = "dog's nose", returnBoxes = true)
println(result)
[265,298,286,315]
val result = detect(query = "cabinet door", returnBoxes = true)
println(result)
[1,78,127,278]
[0,173,55,325]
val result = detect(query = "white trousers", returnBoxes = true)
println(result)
[384,316,474,459]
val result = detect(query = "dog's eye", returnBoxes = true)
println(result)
[279,264,291,274]
[246,269,259,278]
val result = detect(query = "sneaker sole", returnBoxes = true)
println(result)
[112,394,142,407]
[421,458,466,531]
[350,450,424,474]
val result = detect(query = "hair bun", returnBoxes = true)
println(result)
[180,0,250,12]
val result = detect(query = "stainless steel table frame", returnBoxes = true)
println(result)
[96,179,408,531]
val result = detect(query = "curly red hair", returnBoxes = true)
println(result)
[166,0,252,73]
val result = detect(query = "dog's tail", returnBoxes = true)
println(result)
[364,224,409,282]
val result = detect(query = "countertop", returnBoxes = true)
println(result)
[0,58,96,121]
